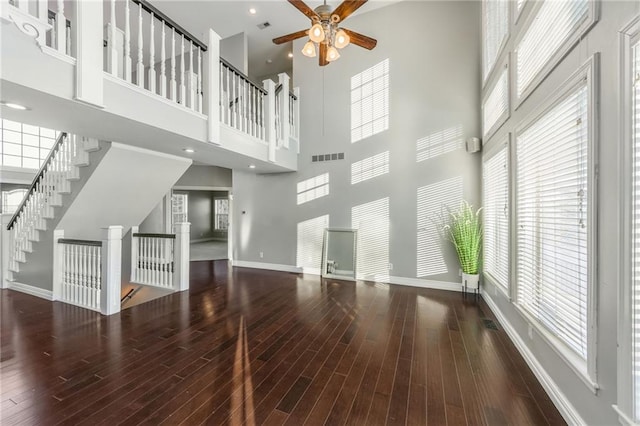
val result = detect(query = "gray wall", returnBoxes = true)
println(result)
[175,164,232,188]
[232,1,481,284]
[480,2,638,424]
[174,190,228,242]
[220,32,248,75]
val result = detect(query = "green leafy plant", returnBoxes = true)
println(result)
[443,201,483,275]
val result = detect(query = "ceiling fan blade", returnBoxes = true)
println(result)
[331,0,368,22]
[342,28,377,50]
[288,0,320,22]
[319,43,329,66]
[273,29,309,45]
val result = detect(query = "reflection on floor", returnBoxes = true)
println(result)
[191,240,228,261]
[120,282,173,309]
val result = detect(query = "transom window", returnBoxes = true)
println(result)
[1,119,59,169]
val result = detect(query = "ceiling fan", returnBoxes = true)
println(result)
[273,0,377,66]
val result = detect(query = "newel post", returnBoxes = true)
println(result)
[293,86,301,152]
[101,226,123,315]
[52,229,64,300]
[1,214,12,289]
[263,79,277,162]
[74,0,104,107]
[207,28,221,145]
[278,72,290,149]
[173,222,190,291]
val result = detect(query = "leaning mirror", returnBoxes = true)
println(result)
[321,228,358,281]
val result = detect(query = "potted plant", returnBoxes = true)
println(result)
[443,201,483,293]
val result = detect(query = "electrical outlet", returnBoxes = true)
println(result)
[528,324,533,340]
[388,263,393,270]
[259,251,264,259]
[458,268,462,277]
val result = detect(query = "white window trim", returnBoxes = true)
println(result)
[513,0,527,25]
[618,14,640,426]
[514,0,599,109]
[482,134,511,300]
[513,54,600,393]
[482,56,511,141]
[482,0,511,87]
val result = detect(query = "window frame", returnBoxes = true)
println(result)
[617,14,640,425]
[214,198,229,231]
[482,56,511,140]
[513,54,599,392]
[482,135,511,298]
[482,0,510,86]
[513,0,599,108]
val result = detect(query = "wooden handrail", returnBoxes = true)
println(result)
[220,58,267,95]
[131,0,207,51]
[132,233,176,239]
[58,238,102,247]
[7,132,67,231]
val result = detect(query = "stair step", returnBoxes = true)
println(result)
[83,139,100,152]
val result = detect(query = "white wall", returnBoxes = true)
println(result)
[232,1,481,284]
[174,164,232,188]
[480,1,639,424]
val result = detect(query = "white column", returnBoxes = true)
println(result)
[293,86,301,152]
[130,225,139,282]
[173,222,190,291]
[52,229,64,300]
[207,28,221,144]
[101,225,122,315]
[278,73,290,149]
[38,0,47,23]
[263,79,277,162]
[1,214,12,289]
[74,0,104,107]
[56,0,66,53]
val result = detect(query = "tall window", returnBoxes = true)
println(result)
[483,64,509,138]
[351,59,389,143]
[171,193,188,224]
[214,198,229,231]
[1,189,28,214]
[483,142,509,292]
[482,0,508,81]
[515,0,593,100]
[516,66,593,362]
[1,119,59,169]
[631,34,640,421]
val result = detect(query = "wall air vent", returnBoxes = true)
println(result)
[312,153,345,163]
[257,22,271,30]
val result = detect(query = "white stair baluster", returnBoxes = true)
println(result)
[189,40,194,110]
[219,62,224,122]
[197,48,203,113]
[136,3,144,88]
[160,24,166,97]
[170,29,176,101]
[124,0,132,82]
[148,13,156,94]
[109,0,117,75]
[180,35,186,105]
[56,0,66,54]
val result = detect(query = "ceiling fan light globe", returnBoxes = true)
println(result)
[302,41,317,57]
[326,46,340,62]
[309,23,325,43]
[334,29,350,49]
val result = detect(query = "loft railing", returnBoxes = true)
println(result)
[104,0,206,112]
[7,132,67,231]
[219,58,267,141]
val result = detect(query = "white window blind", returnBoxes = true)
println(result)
[483,144,509,290]
[483,66,509,137]
[483,0,509,80]
[516,82,589,359]
[351,59,389,143]
[515,0,589,98]
[631,38,640,421]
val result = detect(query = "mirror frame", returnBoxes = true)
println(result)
[321,228,358,281]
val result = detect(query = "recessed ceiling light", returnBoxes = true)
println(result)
[288,52,293,58]
[249,164,256,169]
[1,102,28,110]
[183,148,195,153]
[266,59,273,64]
[249,7,256,14]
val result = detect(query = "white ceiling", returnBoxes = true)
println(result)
[148,1,399,81]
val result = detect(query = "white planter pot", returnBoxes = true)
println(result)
[462,273,480,292]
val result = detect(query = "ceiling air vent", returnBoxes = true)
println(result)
[312,153,345,163]
[257,22,271,30]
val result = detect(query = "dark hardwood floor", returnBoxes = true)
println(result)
[0,261,565,425]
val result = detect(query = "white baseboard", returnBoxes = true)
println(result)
[233,260,302,274]
[387,275,462,292]
[8,281,54,301]
[483,292,585,426]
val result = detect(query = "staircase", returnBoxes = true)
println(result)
[7,133,102,283]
